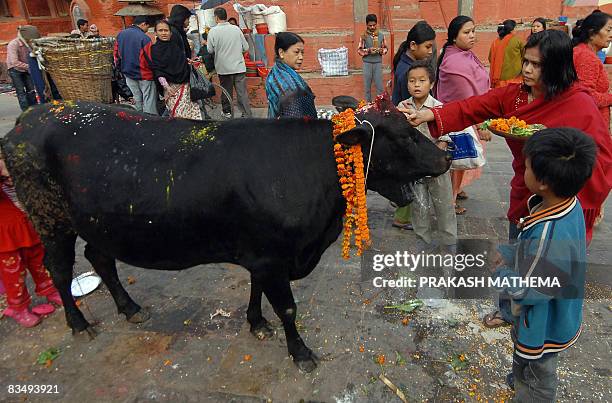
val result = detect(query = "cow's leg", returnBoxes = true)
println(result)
[84,244,150,323]
[261,275,319,372]
[43,234,96,340]
[247,275,274,340]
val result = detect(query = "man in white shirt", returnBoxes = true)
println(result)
[207,7,252,118]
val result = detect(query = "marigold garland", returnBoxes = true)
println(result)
[332,108,371,259]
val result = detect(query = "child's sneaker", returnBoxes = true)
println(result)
[46,291,63,306]
[3,307,41,327]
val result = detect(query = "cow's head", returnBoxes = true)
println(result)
[335,95,451,206]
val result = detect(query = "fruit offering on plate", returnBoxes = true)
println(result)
[483,117,546,137]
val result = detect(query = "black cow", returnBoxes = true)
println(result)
[1,97,450,372]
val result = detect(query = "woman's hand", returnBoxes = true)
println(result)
[397,106,435,127]
[164,88,177,102]
[435,140,448,151]
[477,128,492,142]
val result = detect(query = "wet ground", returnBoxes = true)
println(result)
[0,93,610,402]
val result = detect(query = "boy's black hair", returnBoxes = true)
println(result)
[77,19,88,28]
[407,59,435,83]
[523,128,597,198]
[133,15,150,25]
[366,14,377,24]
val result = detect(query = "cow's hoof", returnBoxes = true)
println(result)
[250,319,275,340]
[73,325,98,342]
[126,308,151,324]
[293,349,320,373]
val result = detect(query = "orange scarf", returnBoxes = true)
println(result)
[489,33,514,87]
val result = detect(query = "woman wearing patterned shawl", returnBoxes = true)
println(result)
[265,32,317,119]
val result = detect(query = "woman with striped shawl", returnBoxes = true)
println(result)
[265,32,317,119]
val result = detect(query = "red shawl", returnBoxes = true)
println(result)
[429,83,612,240]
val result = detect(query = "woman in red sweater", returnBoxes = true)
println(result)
[1,158,62,327]
[400,30,612,244]
[572,11,612,128]
[573,12,612,226]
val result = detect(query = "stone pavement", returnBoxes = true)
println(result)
[0,93,610,402]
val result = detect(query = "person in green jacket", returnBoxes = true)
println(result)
[489,19,524,88]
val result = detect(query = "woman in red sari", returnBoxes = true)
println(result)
[400,30,612,245]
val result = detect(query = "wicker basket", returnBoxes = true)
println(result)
[33,37,115,103]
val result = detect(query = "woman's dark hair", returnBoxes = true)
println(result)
[523,127,597,198]
[532,17,547,32]
[366,14,377,24]
[392,21,435,71]
[572,11,611,46]
[274,32,304,58]
[525,30,577,100]
[497,19,516,39]
[435,15,473,83]
[407,59,435,83]
[168,4,192,26]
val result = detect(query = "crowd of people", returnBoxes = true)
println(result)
[2,9,612,402]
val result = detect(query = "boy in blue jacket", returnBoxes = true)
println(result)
[491,128,597,402]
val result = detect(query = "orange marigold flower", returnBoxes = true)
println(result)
[332,108,370,259]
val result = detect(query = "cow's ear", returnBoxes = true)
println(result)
[335,126,370,146]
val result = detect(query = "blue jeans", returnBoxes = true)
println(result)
[125,77,158,115]
[512,352,559,402]
[8,68,37,111]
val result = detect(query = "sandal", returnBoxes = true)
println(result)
[456,191,468,200]
[483,310,511,328]
[392,221,413,230]
[455,204,467,215]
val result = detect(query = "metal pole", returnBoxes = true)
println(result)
[458,0,474,18]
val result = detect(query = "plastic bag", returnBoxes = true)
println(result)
[448,126,486,170]
[189,65,215,101]
[317,47,349,76]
